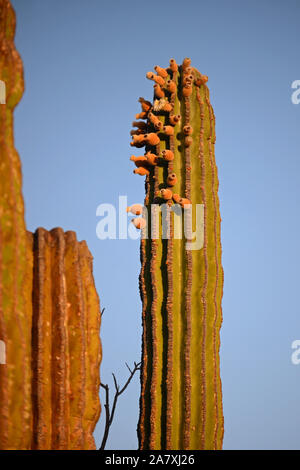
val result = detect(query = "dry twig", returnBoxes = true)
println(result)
[99,361,141,450]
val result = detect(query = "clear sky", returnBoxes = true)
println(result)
[11,0,300,450]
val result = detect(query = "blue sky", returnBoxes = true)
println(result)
[11,0,300,449]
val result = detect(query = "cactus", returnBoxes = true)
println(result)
[0,0,33,449]
[130,58,224,449]
[0,1,101,450]
[28,228,101,450]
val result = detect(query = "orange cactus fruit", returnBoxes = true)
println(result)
[154,121,163,131]
[154,65,168,78]
[183,74,194,86]
[183,124,193,135]
[139,97,152,112]
[169,114,181,126]
[145,152,158,166]
[154,84,165,99]
[162,102,173,112]
[132,120,147,130]
[166,79,177,93]
[130,128,145,136]
[182,85,192,97]
[131,134,146,145]
[135,160,149,169]
[178,197,191,207]
[148,111,161,126]
[144,133,160,146]
[127,204,143,215]
[131,142,145,148]
[135,111,148,120]
[195,74,208,86]
[160,188,173,200]
[134,167,150,176]
[172,193,181,204]
[172,194,191,207]
[146,72,165,87]
[185,66,194,75]
[130,155,147,162]
[167,172,177,187]
[169,58,178,72]
[163,125,174,136]
[131,218,146,229]
[182,57,191,69]
[161,149,174,161]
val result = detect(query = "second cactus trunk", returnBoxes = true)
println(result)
[29,228,101,450]
[0,1,102,449]
[130,58,224,450]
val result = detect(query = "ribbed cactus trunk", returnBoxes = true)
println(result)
[28,228,101,450]
[130,58,224,450]
[0,1,101,449]
[0,0,33,449]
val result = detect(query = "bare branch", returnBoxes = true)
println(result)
[112,373,119,393]
[118,361,141,396]
[99,383,110,450]
[101,307,105,317]
[99,361,141,450]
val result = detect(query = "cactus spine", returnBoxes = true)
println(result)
[130,58,224,449]
[0,1,101,449]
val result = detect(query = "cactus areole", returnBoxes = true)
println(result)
[130,58,224,450]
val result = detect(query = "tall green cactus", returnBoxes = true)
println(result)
[129,58,224,450]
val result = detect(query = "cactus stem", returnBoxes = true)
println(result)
[133,59,223,450]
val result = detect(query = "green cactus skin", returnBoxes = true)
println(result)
[130,58,224,450]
